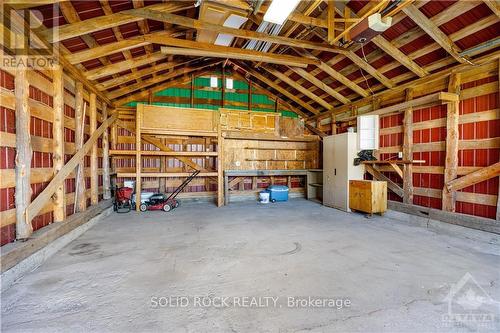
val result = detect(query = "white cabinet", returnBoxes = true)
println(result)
[323,132,365,212]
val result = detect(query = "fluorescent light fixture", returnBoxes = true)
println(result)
[210,76,218,88]
[263,0,301,25]
[226,78,233,90]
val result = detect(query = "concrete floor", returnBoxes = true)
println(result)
[1,199,499,332]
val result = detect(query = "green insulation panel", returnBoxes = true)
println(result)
[124,74,298,118]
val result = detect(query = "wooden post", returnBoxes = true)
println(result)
[136,104,143,211]
[221,66,225,108]
[275,97,279,113]
[327,0,335,44]
[217,111,224,207]
[15,65,33,239]
[159,138,166,193]
[402,88,414,204]
[89,93,98,205]
[442,73,461,212]
[190,74,195,108]
[102,104,111,199]
[331,116,337,135]
[148,91,154,105]
[74,82,86,212]
[110,111,118,174]
[248,79,252,110]
[52,64,65,221]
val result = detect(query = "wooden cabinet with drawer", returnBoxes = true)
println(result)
[349,180,387,215]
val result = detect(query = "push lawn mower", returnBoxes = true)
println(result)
[113,186,134,213]
[135,169,200,212]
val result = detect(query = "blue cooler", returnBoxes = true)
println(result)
[267,185,289,202]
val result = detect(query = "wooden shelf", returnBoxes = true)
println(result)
[361,160,425,165]
[309,183,323,187]
[110,150,218,156]
[118,172,218,178]
[245,147,309,151]
[245,159,306,162]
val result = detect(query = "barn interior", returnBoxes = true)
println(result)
[1,0,499,331]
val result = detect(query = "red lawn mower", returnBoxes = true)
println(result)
[113,186,134,213]
[136,170,200,212]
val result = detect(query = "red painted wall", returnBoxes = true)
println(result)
[379,75,499,219]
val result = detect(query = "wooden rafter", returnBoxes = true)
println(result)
[149,36,319,68]
[262,65,328,112]
[289,67,350,105]
[40,2,192,43]
[114,67,217,106]
[84,52,167,81]
[95,59,199,91]
[127,7,343,53]
[107,64,214,100]
[233,62,317,116]
[372,36,429,78]
[231,69,309,119]
[403,4,469,64]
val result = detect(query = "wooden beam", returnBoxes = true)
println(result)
[332,0,391,43]
[27,115,117,223]
[305,123,327,138]
[89,93,98,205]
[95,59,197,91]
[446,162,500,192]
[402,88,414,204]
[314,57,369,98]
[128,8,344,53]
[102,104,111,199]
[52,64,65,221]
[365,165,404,197]
[65,39,149,64]
[343,92,459,121]
[372,36,429,78]
[74,82,86,213]
[40,2,192,43]
[135,104,142,211]
[290,67,350,104]
[262,66,329,112]
[403,4,468,64]
[232,68,308,119]
[14,63,33,239]
[110,150,218,157]
[84,52,167,81]
[114,119,213,173]
[107,65,202,100]
[442,73,461,212]
[148,36,319,68]
[217,112,224,207]
[344,51,395,88]
[235,64,317,115]
[327,0,335,44]
[482,0,500,18]
[114,67,217,106]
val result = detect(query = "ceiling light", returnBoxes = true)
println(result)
[263,0,301,25]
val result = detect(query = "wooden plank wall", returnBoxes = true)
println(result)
[0,69,106,246]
